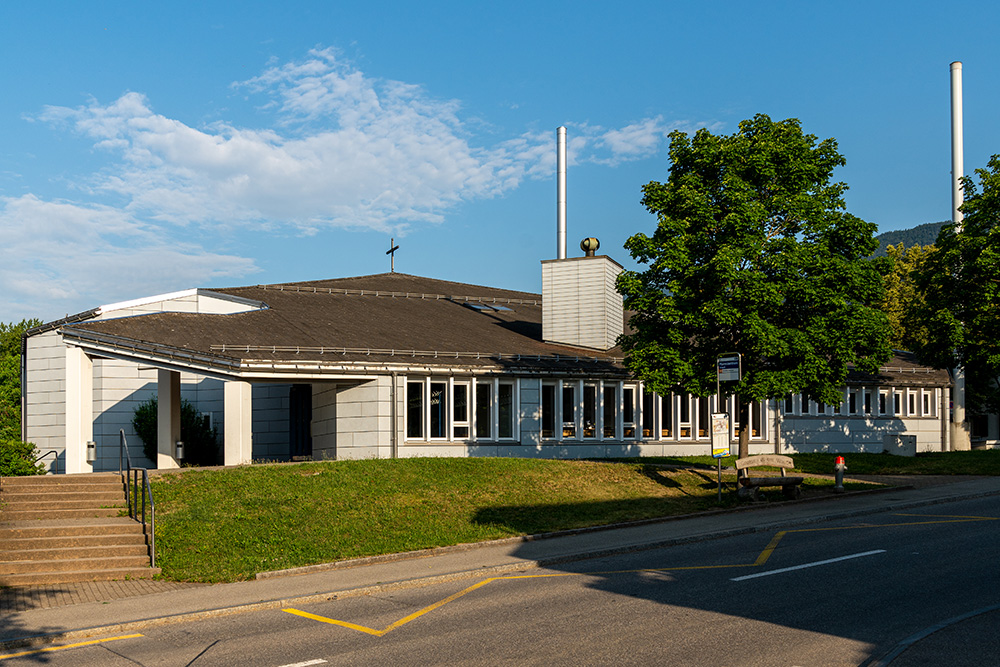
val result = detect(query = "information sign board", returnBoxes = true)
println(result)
[716,353,741,383]
[711,412,731,458]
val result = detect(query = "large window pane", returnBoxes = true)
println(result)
[679,393,691,438]
[406,382,423,438]
[583,384,597,438]
[562,383,577,438]
[476,383,492,439]
[499,383,514,439]
[660,394,673,439]
[430,382,447,438]
[751,400,764,438]
[542,384,556,438]
[623,386,636,438]
[453,383,469,439]
[642,390,654,438]
[603,385,617,439]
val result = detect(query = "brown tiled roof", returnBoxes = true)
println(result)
[63,273,627,376]
[56,272,949,387]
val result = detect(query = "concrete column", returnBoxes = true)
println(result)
[157,370,181,469]
[65,346,94,474]
[224,380,253,465]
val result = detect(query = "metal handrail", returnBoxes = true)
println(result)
[34,450,58,464]
[119,430,156,568]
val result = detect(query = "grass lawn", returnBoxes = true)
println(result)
[151,457,847,582]
[150,450,1000,583]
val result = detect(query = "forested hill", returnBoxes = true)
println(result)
[872,221,946,256]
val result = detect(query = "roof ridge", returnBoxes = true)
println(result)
[249,284,541,305]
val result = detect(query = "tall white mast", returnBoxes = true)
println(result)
[556,126,567,260]
[950,61,971,451]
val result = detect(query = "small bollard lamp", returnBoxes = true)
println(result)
[86,441,96,463]
[175,440,184,461]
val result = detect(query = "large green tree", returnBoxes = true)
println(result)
[882,242,933,350]
[907,155,1000,413]
[617,115,892,458]
[1,319,42,442]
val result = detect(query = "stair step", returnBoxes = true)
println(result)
[0,555,152,575]
[1,473,121,487]
[0,507,125,521]
[0,544,150,561]
[1,498,125,511]
[2,478,122,488]
[2,490,125,503]
[0,474,155,586]
[0,533,147,551]
[0,518,145,540]
[0,567,162,586]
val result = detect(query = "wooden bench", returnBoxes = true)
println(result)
[735,454,804,500]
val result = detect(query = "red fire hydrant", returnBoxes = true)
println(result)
[834,455,846,493]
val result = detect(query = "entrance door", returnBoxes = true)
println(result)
[289,384,313,460]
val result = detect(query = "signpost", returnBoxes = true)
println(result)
[714,353,741,501]
[716,353,741,392]
[711,412,731,502]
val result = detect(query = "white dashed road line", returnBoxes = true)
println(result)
[730,550,887,581]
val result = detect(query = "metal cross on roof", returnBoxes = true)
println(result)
[386,237,400,272]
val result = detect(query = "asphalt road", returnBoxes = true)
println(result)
[4,495,998,666]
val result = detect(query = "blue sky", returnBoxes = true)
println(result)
[2,1,999,322]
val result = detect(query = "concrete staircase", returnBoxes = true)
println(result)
[0,473,161,586]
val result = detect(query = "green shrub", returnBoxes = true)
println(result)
[131,397,221,467]
[1,439,46,476]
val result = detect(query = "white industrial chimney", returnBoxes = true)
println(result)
[950,61,971,451]
[556,126,568,260]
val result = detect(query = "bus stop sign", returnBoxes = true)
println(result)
[717,353,741,383]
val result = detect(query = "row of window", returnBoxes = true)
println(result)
[406,378,517,441]
[404,378,768,443]
[405,378,945,443]
[782,388,939,418]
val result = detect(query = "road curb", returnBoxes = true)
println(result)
[4,482,999,651]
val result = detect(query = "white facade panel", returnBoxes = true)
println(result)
[311,383,338,461]
[335,377,392,459]
[542,256,623,350]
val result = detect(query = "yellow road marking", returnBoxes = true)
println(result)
[284,608,388,636]
[285,513,997,637]
[754,531,787,566]
[0,633,144,660]
[286,577,501,637]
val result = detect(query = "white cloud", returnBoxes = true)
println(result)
[0,194,256,320]
[36,49,687,234]
[11,47,710,320]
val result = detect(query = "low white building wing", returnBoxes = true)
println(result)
[23,263,952,473]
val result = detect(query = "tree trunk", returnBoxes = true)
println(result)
[738,399,751,459]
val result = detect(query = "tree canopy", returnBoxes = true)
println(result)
[882,242,933,350]
[617,115,892,456]
[908,155,1000,413]
[1,319,42,442]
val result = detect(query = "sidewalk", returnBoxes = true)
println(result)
[3,475,1000,649]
